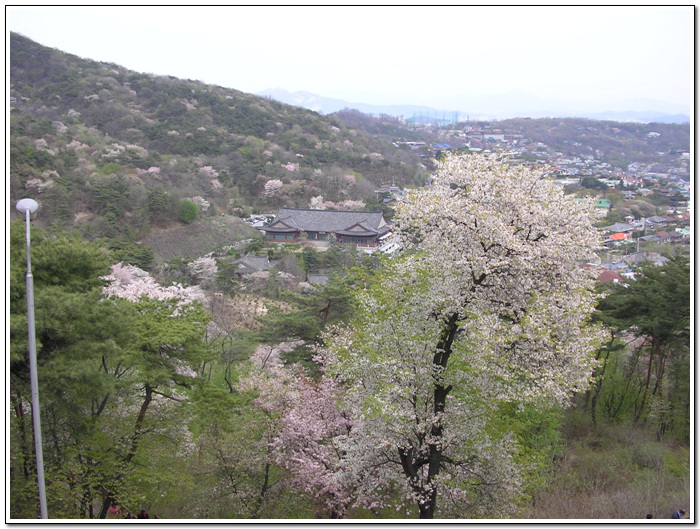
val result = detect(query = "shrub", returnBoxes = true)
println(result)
[178,199,197,224]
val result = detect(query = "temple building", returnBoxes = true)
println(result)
[263,208,390,247]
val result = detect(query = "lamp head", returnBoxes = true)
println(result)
[16,198,39,216]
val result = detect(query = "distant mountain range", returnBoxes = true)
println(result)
[257,88,690,125]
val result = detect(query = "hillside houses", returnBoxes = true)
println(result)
[415,121,691,218]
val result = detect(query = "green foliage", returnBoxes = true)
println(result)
[214,259,241,295]
[244,239,264,255]
[256,276,355,366]
[147,186,172,224]
[96,162,122,176]
[300,246,320,273]
[526,419,690,519]
[581,176,609,191]
[9,222,112,309]
[106,238,155,271]
[178,199,198,224]
[9,222,218,518]
[91,176,130,219]
[593,256,690,440]
[595,256,690,348]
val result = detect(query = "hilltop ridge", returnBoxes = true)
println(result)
[9,32,428,239]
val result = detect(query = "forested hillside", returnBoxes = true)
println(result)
[495,117,690,169]
[9,32,428,241]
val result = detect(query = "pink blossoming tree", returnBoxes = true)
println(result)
[240,357,361,518]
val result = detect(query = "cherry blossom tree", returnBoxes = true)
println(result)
[186,257,218,286]
[240,351,359,518]
[103,262,205,306]
[268,370,355,518]
[321,153,605,518]
[263,179,283,198]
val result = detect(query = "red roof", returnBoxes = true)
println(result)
[609,232,628,240]
[598,270,625,283]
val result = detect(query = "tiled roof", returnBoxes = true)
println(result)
[236,255,270,273]
[265,208,389,235]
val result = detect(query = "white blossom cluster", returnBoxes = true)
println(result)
[34,138,56,155]
[102,262,205,306]
[321,153,607,517]
[188,196,211,211]
[186,256,217,283]
[102,143,125,159]
[309,196,365,211]
[66,139,88,151]
[263,179,283,198]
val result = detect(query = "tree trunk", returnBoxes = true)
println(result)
[126,383,154,463]
[224,362,234,393]
[589,348,610,426]
[97,383,153,518]
[420,313,459,519]
[608,339,644,420]
[635,343,656,424]
[251,460,271,519]
[11,393,31,478]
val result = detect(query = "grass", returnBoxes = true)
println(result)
[521,414,690,520]
[141,215,261,263]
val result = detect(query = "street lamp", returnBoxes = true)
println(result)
[15,198,47,519]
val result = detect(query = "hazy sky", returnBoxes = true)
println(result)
[7,6,693,111]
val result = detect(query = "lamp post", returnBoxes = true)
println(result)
[15,198,48,519]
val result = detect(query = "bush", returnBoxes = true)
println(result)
[178,199,198,224]
[523,422,690,519]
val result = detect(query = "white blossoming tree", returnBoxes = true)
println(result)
[322,153,605,518]
[263,179,284,198]
[186,256,218,286]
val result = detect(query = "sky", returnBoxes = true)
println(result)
[7,6,694,113]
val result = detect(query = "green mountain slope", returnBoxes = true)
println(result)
[9,32,428,242]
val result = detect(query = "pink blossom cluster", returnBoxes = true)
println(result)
[271,372,355,516]
[199,165,219,178]
[102,262,205,305]
[282,163,298,172]
[239,358,358,517]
